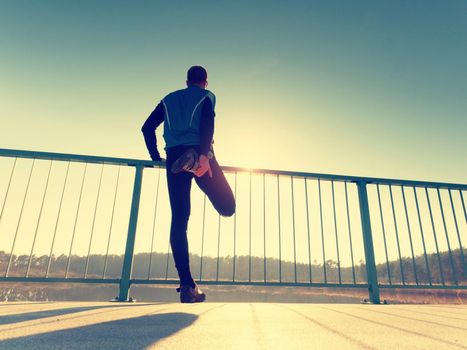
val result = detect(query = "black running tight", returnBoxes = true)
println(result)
[165,145,236,287]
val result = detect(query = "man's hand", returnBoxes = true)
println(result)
[194,154,212,178]
[151,155,166,162]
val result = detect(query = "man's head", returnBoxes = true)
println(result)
[186,65,208,89]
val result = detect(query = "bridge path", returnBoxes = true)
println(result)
[0,302,466,349]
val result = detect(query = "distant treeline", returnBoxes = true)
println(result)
[0,248,464,286]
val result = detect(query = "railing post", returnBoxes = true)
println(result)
[356,180,381,304]
[117,164,144,302]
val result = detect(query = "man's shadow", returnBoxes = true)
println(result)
[0,304,138,325]
[0,311,198,349]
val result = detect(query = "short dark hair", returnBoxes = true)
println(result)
[187,65,207,84]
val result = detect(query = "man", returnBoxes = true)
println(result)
[141,65,236,303]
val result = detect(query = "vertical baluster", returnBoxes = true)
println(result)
[331,180,341,284]
[117,164,144,301]
[66,163,88,278]
[46,161,71,278]
[233,172,237,282]
[304,178,313,283]
[165,181,174,281]
[291,176,297,283]
[389,185,405,285]
[5,159,35,277]
[249,172,252,282]
[165,242,170,280]
[377,184,391,284]
[263,173,266,283]
[147,167,161,280]
[216,214,221,281]
[425,187,445,285]
[437,188,457,285]
[277,174,282,283]
[356,180,380,304]
[103,165,121,279]
[448,189,465,277]
[84,163,104,278]
[413,186,432,285]
[199,194,206,280]
[345,181,356,284]
[401,186,419,285]
[460,190,466,223]
[318,178,327,283]
[26,160,53,277]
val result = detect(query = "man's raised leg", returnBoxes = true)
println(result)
[194,155,236,217]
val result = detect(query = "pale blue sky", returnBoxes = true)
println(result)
[1,0,466,183]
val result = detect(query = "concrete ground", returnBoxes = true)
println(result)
[0,301,466,349]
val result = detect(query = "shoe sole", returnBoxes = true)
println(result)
[180,294,206,303]
[171,150,197,174]
[181,298,205,303]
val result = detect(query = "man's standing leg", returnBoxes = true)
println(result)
[166,146,196,288]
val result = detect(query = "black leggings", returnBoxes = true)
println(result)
[166,145,236,287]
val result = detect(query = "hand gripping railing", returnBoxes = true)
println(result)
[0,148,465,303]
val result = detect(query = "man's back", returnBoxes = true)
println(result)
[162,85,216,149]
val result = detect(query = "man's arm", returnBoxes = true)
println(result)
[141,101,165,161]
[199,97,215,156]
[194,97,215,177]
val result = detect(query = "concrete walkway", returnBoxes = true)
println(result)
[0,301,466,349]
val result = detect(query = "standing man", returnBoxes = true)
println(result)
[141,66,236,303]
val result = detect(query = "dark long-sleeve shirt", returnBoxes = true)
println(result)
[141,97,215,161]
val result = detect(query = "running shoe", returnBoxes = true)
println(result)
[176,283,206,303]
[170,148,199,174]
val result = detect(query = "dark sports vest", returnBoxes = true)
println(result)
[162,85,216,150]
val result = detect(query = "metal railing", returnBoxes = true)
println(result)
[0,148,465,303]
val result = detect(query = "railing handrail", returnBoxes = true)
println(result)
[1,146,465,303]
[1,147,465,190]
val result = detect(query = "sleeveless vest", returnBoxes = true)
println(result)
[162,85,216,150]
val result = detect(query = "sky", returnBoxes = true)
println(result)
[1,0,466,183]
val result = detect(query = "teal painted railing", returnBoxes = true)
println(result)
[0,148,465,303]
